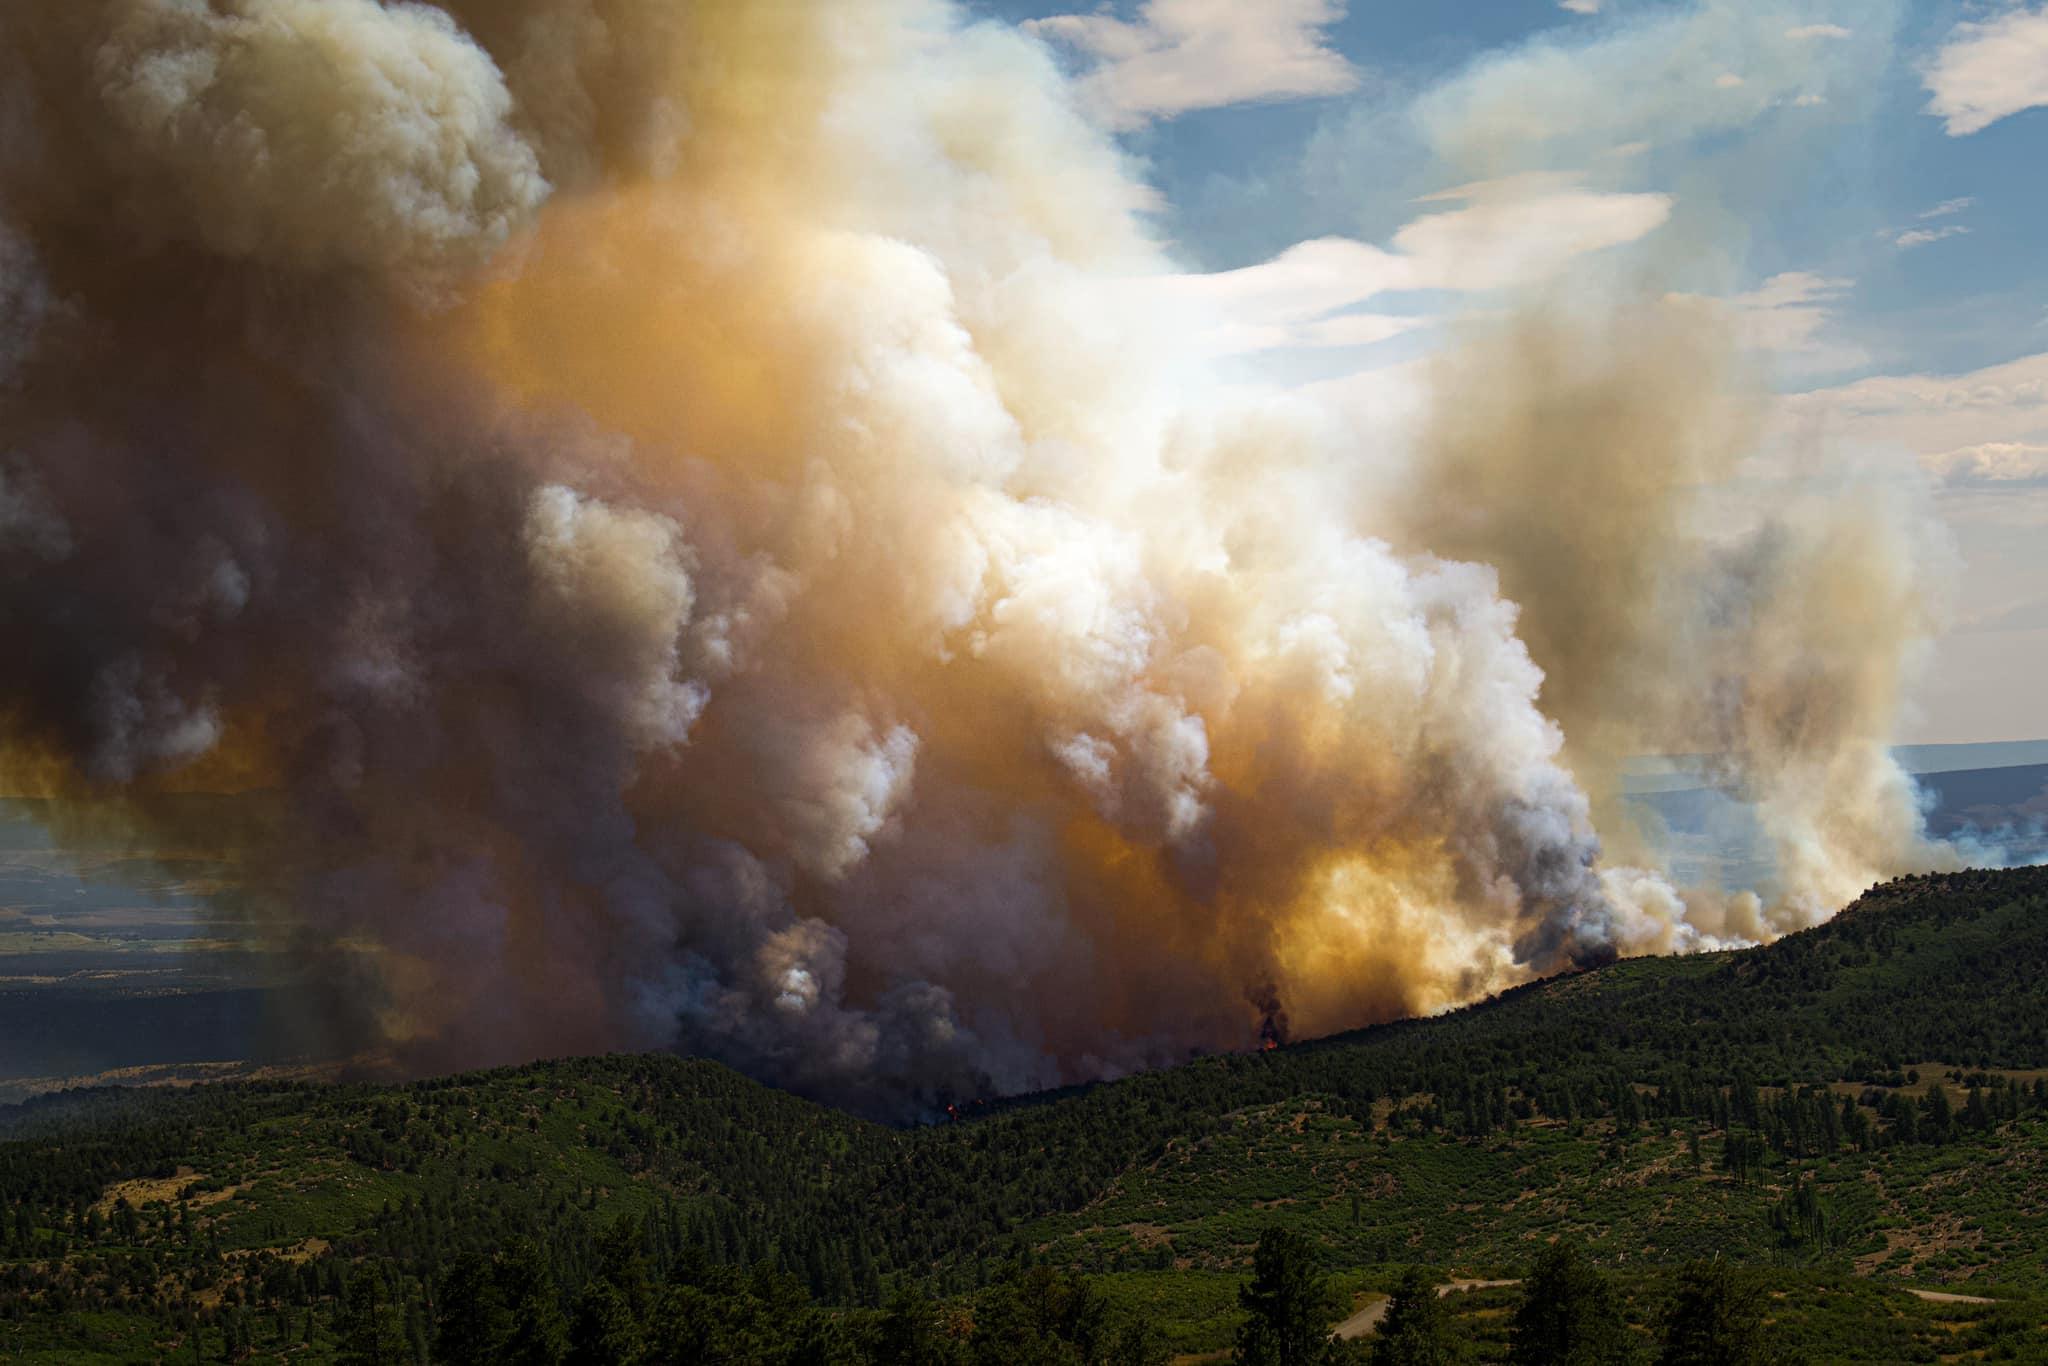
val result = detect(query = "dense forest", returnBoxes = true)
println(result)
[5,866,2048,1361]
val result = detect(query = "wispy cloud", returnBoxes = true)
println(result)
[1155,175,1671,357]
[1390,177,1673,289]
[1028,0,1358,129]
[1559,0,1601,14]
[1890,224,1971,250]
[1785,24,1851,41]
[1410,2,1882,172]
[1666,271,1867,373]
[1924,4,2048,136]
[1881,198,1976,249]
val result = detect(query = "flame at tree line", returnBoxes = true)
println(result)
[0,1,1973,1116]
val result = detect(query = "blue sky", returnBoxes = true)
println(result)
[967,0,2048,744]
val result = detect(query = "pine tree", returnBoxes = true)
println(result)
[1108,1317,1172,1366]
[1656,1263,1767,1366]
[1509,1242,1630,1365]
[338,1266,406,1366]
[1372,1269,1453,1366]
[1924,1084,1954,1142]
[497,1240,570,1366]
[872,1284,958,1366]
[1234,1227,1336,1366]
[1769,1175,1830,1249]
[570,1217,653,1366]
[436,1253,514,1366]
[406,1299,431,1365]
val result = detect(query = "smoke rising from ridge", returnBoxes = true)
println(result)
[0,0,1967,1114]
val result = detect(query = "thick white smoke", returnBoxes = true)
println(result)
[0,0,1965,1114]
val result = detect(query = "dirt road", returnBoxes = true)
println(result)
[1906,1288,1996,1306]
[1333,1279,1522,1340]
[1330,1278,1994,1341]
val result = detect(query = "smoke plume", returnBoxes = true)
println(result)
[0,1,1965,1114]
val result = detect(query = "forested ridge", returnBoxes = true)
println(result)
[4,866,2048,1361]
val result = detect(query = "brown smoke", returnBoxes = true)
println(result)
[0,0,1964,1114]
[1403,305,1960,938]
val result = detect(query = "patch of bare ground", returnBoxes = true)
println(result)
[94,1168,201,1216]
[1824,1065,2048,1101]
[238,1236,329,1267]
[5,1057,356,1105]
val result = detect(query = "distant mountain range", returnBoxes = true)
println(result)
[1623,739,2048,892]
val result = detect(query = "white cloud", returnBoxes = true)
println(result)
[1560,0,1602,13]
[1785,24,1851,40]
[1780,350,2048,485]
[1931,442,2048,486]
[1924,5,2048,136]
[1792,93,1828,106]
[1163,237,1406,337]
[1919,196,1975,219]
[1155,176,1670,357]
[1715,72,1746,89]
[1388,179,1673,290]
[1782,354,2048,744]
[1028,0,1358,129]
[1890,223,1970,250]
[1181,299,1430,359]
[1412,169,1586,204]
[1667,271,1867,373]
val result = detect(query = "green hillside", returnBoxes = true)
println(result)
[4,866,2048,1361]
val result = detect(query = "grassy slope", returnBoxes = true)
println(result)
[1031,1093,2048,1356]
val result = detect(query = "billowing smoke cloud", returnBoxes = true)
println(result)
[1399,306,1961,939]
[0,0,1963,1115]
